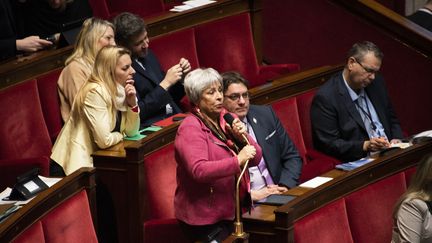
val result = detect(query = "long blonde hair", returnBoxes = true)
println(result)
[73,46,131,119]
[65,17,114,66]
[393,154,432,218]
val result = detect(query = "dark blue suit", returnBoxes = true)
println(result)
[311,71,403,162]
[247,105,302,188]
[132,50,184,127]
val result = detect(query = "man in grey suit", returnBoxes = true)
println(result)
[222,71,303,201]
[311,41,403,162]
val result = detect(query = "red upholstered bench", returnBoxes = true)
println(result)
[271,96,339,182]
[0,80,51,186]
[345,172,406,243]
[13,190,97,243]
[150,13,300,89]
[194,13,300,87]
[294,198,354,243]
[36,68,63,143]
[143,143,189,243]
[294,170,411,242]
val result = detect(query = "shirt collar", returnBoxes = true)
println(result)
[342,73,364,102]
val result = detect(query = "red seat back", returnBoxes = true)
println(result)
[12,221,45,243]
[0,80,51,159]
[36,69,63,143]
[404,166,417,188]
[195,13,260,85]
[271,97,307,163]
[13,190,97,243]
[345,173,407,243]
[143,143,177,220]
[150,28,200,71]
[294,198,354,243]
[296,89,317,149]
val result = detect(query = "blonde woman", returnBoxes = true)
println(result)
[51,46,139,175]
[58,17,116,122]
[392,154,432,243]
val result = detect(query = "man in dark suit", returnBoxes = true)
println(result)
[311,41,403,162]
[407,0,432,32]
[222,72,302,201]
[113,12,191,127]
[0,0,52,60]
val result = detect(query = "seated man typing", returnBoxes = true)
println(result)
[222,71,303,201]
[311,41,403,162]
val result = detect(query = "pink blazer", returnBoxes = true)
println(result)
[174,113,262,225]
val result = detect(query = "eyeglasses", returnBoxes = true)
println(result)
[352,57,379,75]
[224,92,249,101]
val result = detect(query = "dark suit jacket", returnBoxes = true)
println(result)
[408,9,432,32]
[0,0,17,60]
[247,105,303,188]
[311,71,403,162]
[14,0,92,38]
[132,49,184,127]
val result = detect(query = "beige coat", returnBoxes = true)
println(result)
[51,82,140,175]
[57,58,92,122]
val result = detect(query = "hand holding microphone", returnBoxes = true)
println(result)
[223,113,249,145]
[237,145,256,166]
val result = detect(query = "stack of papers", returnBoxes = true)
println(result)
[170,0,216,12]
[336,157,375,171]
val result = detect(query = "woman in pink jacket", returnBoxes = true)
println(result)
[174,68,262,242]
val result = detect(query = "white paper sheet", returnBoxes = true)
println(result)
[299,177,333,188]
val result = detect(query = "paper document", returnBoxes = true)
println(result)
[170,4,194,12]
[184,0,216,7]
[170,0,216,12]
[299,177,333,188]
[390,142,411,149]
[38,176,62,187]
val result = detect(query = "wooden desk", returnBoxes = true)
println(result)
[242,141,432,242]
[0,167,96,242]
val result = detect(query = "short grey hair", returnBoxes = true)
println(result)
[184,68,222,104]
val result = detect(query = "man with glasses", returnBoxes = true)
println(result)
[222,71,302,202]
[311,41,403,162]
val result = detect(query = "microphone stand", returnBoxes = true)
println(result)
[232,135,250,239]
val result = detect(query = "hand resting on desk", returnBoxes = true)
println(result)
[251,185,288,201]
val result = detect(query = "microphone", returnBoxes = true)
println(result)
[223,113,249,145]
[222,113,249,238]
